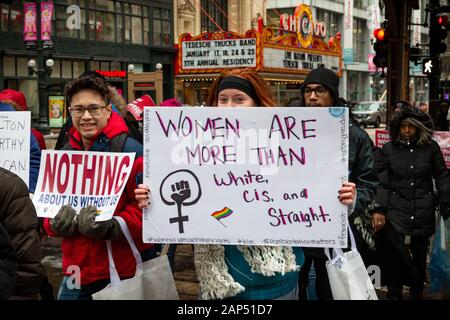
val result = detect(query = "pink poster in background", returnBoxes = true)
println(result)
[375,130,450,168]
[23,3,37,41]
[433,131,450,168]
[375,129,390,148]
[40,2,53,41]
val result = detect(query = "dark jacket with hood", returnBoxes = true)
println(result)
[299,68,378,258]
[0,220,17,300]
[0,167,43,299]
[375,107,450,236]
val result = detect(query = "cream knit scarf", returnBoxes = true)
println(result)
[194,244,299,300]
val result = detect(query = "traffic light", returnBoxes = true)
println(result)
[430,14,448,55]
[422,57,434,75]
[373,28,388,68]
[409,47,421,65]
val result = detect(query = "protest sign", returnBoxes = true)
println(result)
[33,150,135,221]
[0,111,30,187]
[375,129,389,148]
[143,107,349,247]
[433,131,450,168]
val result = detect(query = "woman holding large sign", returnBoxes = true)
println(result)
[137,68,357,300]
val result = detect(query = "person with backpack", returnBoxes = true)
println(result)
[296,67,378,300]
[42,73,156,300]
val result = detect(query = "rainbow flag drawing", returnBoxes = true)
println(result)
[211,207,234,228]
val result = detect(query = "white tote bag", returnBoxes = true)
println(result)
[325,226,378,300]
[92,216,179,300]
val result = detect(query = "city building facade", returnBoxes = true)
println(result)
[267,0,378,104]
[0,0,176,128]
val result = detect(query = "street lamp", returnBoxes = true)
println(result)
[27,55,53,134]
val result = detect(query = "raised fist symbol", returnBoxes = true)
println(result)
[171,180,191,204]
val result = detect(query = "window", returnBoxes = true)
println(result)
[354,0,368,9]
[3,56,15,77]
[90,61,100,70]
[56,4,76,38]
[10,5,22,33]
[124,15,131,44]
[131,16,142,44]
[152,7,171,47]
[96,12,115,42]
[353,18,366,62]
[96,0,114,12]
[53,1,86,40]
[17,57,29,77]
[266,7,294,28]
[200,0,227,32]
[73,61,85,78]
[50,59,61,78]
[62,60,72,78]
[1,4,9,31]
[316,9,339,38]
[143,18,149,45]
[347,71,365,102]
[85,0,115,42]
[120,3,149,45]
[116,13,123,43]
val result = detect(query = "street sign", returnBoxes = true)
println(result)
[422,58,434,75]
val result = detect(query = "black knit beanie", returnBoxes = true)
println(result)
[301,67,339,102]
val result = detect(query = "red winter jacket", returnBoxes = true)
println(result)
[43,112,152,285]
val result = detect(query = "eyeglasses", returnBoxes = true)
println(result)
[304,86,328,97]
[69,104,107,117]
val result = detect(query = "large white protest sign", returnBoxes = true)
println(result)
[143,107,349,247]
[33,150,135,221]
[0,111,30,187]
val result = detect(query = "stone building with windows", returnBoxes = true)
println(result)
[0,0,175,127]
[174,0,268,105]
[266,0,378,104]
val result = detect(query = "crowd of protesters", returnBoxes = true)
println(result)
[0,65,449,300]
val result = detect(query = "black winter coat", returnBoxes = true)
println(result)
[0,168,44,298]
[0,220,17,300]
[303,123,379,258]
[375,109,450,236]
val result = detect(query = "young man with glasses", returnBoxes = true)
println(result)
[298,67,379,300]
[42,74,156,299]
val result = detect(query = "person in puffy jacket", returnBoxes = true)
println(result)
[0,219,17,300]
[375,106,450,299]
[43,73,155,300]
[0,167,43,299]
[297,67,378,300]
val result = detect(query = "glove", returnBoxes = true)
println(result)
[51,205,78,237]
[78,205,122,240]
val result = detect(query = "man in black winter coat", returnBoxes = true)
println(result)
[297,67,379,300]
[375,107,450,299]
